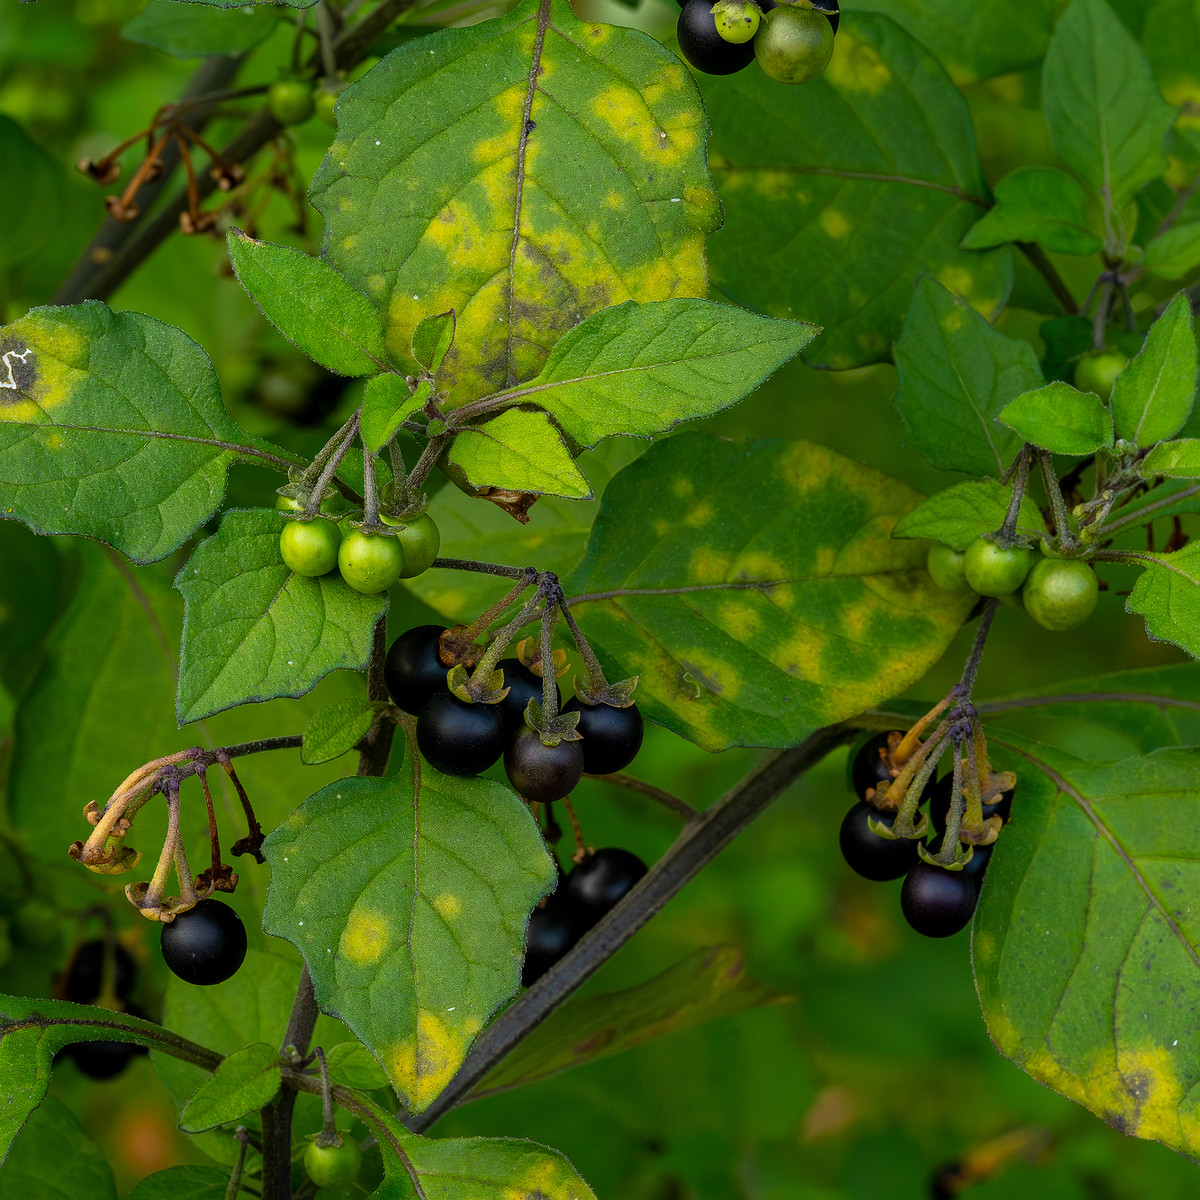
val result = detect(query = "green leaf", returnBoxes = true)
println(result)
[565,433,974,752]
[473,945,786,1099]
[704,13,1012,370]
[998,381,1113,455]
[1042,0,1176,208]
[227,231,390,377]
[411,311,456,374]
[891,480,1046,551]
[178,1042,281,1133]
[1126,541,1200,658]
[974,741,1200,1161]
[175,509,386,723]
[0,302,292,564]
[312,0,719,407]
[361,375,428,455]
[0,995,168,1159]
[472,299,816,448]
[302,698,379,765]
[0,115,64,272]
[122,1,279,56]
[125,1167,230,1200]
[1144,221,1200,280]
[262,762,556,1112]
[1109,292,1197,446]
[449,409,591,499]
[961,166,1103,256]
[893,278,1043,476]
[326,1041,390,1092]
[1,1096,115,1197]
[155,949,353,1165]
[849,0,1059,84]
[1142,438,1200,478]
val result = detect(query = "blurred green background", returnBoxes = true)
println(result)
[0,0,1196,1198]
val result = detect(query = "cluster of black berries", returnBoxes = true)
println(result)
[55,937,151,1080]
[523,848,648,985]
[385,625,645,800]
[840,733,1012,938]
[677,0,837,83]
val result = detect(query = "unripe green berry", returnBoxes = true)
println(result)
[963,537,1031,597]
[926,543,974,594]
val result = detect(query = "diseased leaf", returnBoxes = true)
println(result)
[227,231,390,377]
[361,375,428,454]
[175,509,386,723]
[850,0,1059,84]
[1142,439,1200,479]
[1109,292,1197,446]
[894,278,1042,476]
[122,1,279,56]
[998,381,1113,455]
[1126,541,1200,658]
[472,299,816,447]
[1,1096,115,1197]
[262,756,556,1113]
[961,166,1103,256]
[1042,0,1176,208]
[302,698,380,765]
[0,302,293,564]
[312,0,720,406]
[974,740,1200,1161]
[179,1043,281,1133]
[565,433,974,752]
[474,946,787,1099]
[891,480,1046,551]
[705,13,1012,370]
[449,409,592,499]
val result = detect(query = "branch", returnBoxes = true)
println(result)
[53,0,418,306]
[1016,242,1078,315]
[403,723,853,1133]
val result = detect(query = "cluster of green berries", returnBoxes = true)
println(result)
[677,0,837,83]
[385,626,645,799]
[839,733,1012,939]
[927,538,1099,632]
[277,495,441,595]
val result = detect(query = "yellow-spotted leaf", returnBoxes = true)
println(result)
[702,12,1012,370]
[564,432,974,751]
[261,755,556,1113]
[310,0,720,408]
[974,739,1200,1161]
[0,302,294,564]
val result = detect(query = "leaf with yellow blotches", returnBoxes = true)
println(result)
[973,738,1200,1163]
[0,302,294,564]
[472,945,788,1099]
[703,12,1012,370]
[564,432,974,751]
[261,758,556,1113]
[363,1107,598,1200]
[311,0,719,409]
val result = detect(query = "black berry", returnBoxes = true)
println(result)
[522,891,580,986]
[160,899,247,986]
[497,659,560,732]
[416,692,506,776]
[566,848,648,927]
[900,863,979,938]
[677,0,756,74]
[562,698,644,775]
[63,939,137,1004]
[849,732,895,800]
[838,801,921,882]
[504,726,584,804]
[384,625,451,715]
